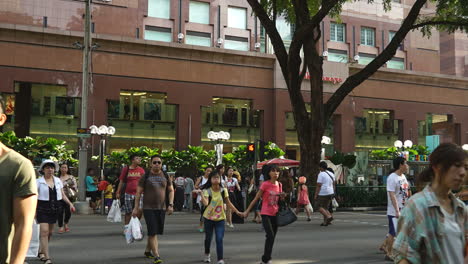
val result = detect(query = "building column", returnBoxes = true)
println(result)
[176,104,202,150]
[341,111,355,153]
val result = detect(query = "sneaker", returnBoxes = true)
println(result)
[153,257,163,264]
[203,254,211,263]
[228,224,234,228]
[144,251,155,259]
[217,260,225,264]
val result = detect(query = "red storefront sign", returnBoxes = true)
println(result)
[304,72,343,84]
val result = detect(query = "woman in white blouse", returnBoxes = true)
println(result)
[36,160,75,264]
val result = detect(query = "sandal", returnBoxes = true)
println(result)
[38,253,47,261]
[43,259,53,264]
[65,227,70,232]
[326,217,334,225]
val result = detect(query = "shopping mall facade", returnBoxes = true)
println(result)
[0,0,467,159]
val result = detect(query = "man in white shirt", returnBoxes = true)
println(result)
[314,161,335,226]
[383,156,410,261]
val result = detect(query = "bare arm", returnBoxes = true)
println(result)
[134,185,143,211]
[61,189,75,209]
[226,195,241,214]
[195,177,201,189]
[389,191,400,217]
[235,181,241,192]
[245,189,264,215]
[315,183,322,199]
[168,184,174,205]
[199,191,209,207]
[10,194,37,264]
[116,181,123,199]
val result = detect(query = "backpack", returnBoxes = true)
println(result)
[143,170,171,207]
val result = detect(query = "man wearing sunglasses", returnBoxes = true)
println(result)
[133,155,174,264]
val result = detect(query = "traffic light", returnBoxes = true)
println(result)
[247,143,255,161]
[258,140,267,161]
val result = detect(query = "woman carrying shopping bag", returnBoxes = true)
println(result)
[295,176,312,222]
[194,170,242,264]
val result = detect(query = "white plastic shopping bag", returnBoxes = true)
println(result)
[26,220,40,257]
[124,224,134,244]
[305,203,314,214]
[332,198,339,209]
[129,217,143,241]
[107,200,122,223]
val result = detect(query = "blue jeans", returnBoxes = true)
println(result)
[204,218,225,261]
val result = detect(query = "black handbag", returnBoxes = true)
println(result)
[277,200,297,227]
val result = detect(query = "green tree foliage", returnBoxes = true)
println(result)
[247,0,467,182]
[0,131,78,166]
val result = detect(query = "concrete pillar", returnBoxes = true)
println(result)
[176,104,202,150]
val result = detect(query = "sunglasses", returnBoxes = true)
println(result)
[152,161,162,164]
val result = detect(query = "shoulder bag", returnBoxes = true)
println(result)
[276,183,297,227]
[325,171,339,208]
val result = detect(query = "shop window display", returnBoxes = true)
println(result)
[201,98,261,149]
[418,113,454,146]
[26,83,80,150]
[355,109,400,150]
[284,109,334,159]
[107,91,176,152]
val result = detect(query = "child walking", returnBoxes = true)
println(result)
[295,176,312,221]
[194,171,242,264]
[242,165,285,264]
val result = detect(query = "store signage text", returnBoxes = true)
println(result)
[304,72,343,84]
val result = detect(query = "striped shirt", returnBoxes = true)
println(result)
[393,185,468,263]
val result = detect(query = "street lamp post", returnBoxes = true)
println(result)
[207,131,231,165]
[89,125,116,214]
[394,140,413,160]
[321,136,331,160]
[76,0,112,214]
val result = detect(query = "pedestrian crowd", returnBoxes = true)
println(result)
[1,89,468,264]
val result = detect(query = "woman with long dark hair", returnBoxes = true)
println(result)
[225,167,241,228]
[57,163,77,234]
[393,143,468,263]
[242,165,285,264]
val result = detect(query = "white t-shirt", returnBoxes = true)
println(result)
[317,171,335,196]
[440,207,463,264]
[386,172,410,216]
[226,177,238,192]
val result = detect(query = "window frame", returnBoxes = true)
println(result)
[227,6,247,29]
[330,22,346,42]
[360,27,375,47]
[189,1,210,24]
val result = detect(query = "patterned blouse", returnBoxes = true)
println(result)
[393,185,468,263]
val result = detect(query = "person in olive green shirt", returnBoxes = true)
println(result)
[0,96,37,264]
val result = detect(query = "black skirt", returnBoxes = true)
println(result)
[36,200,62,224]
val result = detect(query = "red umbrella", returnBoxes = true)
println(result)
[256,158,300,169]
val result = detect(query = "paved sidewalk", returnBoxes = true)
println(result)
[26,211,392,264]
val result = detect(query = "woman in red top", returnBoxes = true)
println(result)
[243,165,285,264]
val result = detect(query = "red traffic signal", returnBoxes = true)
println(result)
[247,143,255,152]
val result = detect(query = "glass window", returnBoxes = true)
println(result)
[330,22,345,42]
[355,109,400,150]
[186,31,211,47]
[328,49,348,63]
[145,26,172,42]
[228,7,247,29]
[358,53,376,65]
[260,26,266,53]
[189,1,210,24]
[201,97,261,148]
[148,0,170,19]
[27,83,80,150]
[224,36,249,51]
[107,91,177,152]
[360,27,375,46]
[276,17,293,49]
[389,31,396,42]
[387,57,405,70]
